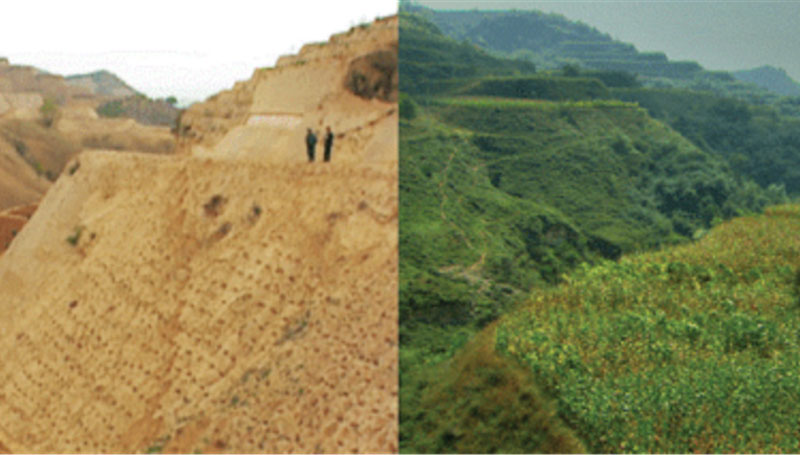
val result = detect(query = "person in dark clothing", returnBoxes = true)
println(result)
[323,126,334,162]
[305,128,317,162]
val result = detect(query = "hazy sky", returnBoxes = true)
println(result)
[1,1,397,105]
[415,0,800,83]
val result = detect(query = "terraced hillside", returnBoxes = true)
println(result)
[399,12,783,332]
[0,15,398,453]
[406,5,793,107]
[399,11,798,453]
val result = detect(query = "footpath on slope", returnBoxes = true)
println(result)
[0,150,398,453]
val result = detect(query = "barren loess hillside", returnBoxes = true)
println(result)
[0,58,177,219]
[0,16,398,454]
[178,16,397,163]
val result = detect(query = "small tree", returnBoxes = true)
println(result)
[165,96,177,106]
[39,98,59,127]
[561,64,581,77]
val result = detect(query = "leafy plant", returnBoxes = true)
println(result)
[66,226,84,246]
[39,98,59,127]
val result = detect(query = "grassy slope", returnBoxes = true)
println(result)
[399,97,776,452]
[400,109,597,327]
[434,97,755,247]
[497,204,800,452]
[613,87,800,195]
[407,204,800,453]
[404,96,775,282]
[399,11,798,453]
[399,12,536,97]
[401,325,586,453]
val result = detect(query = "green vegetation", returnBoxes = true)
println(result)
[494,205,800,452]
[460,76,610,101]
[406,4,797,110]
[96,95,181,128]
[144,434,171,454]
[66,225,83,246]
[399,8,800,454]
[401,328,585,453]
[39,98,59,128]
[409,205,800,453]
[399,11,535,97]
[96,100,125,117]
[613,87,800,195]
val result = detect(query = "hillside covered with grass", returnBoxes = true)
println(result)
[399,10,786,335]
[400,9,800,453]
[405,204,800,453]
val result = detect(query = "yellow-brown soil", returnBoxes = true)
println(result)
[0,153,397,453]
[0,15,398,453]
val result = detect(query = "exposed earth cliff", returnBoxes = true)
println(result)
[0,15,398,453]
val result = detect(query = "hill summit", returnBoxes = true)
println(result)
[0,15,398,453]
[66,70,140,98]
[733,65,800,97]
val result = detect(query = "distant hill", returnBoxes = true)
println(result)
[66,70,139,98]
[399,11,536,96]
[410,6,703,78]
[0,60,177,212]
[0,58,89,102]
[95,95,180,128]
[66,71,180,127]
[733,65,800,97]
[404,4,789,108]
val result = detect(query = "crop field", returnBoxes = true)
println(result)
[497,204,800,452]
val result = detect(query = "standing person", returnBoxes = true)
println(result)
[305,128,317,162]
[323,126,334,162]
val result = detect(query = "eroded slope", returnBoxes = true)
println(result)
[0,152,398,453]
[178,16,398,164]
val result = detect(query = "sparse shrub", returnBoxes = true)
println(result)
[39,98,59,127]
[203,194,226,217]
[13,139,27,156]
[66,226,83,246]
[68,161,80,176]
